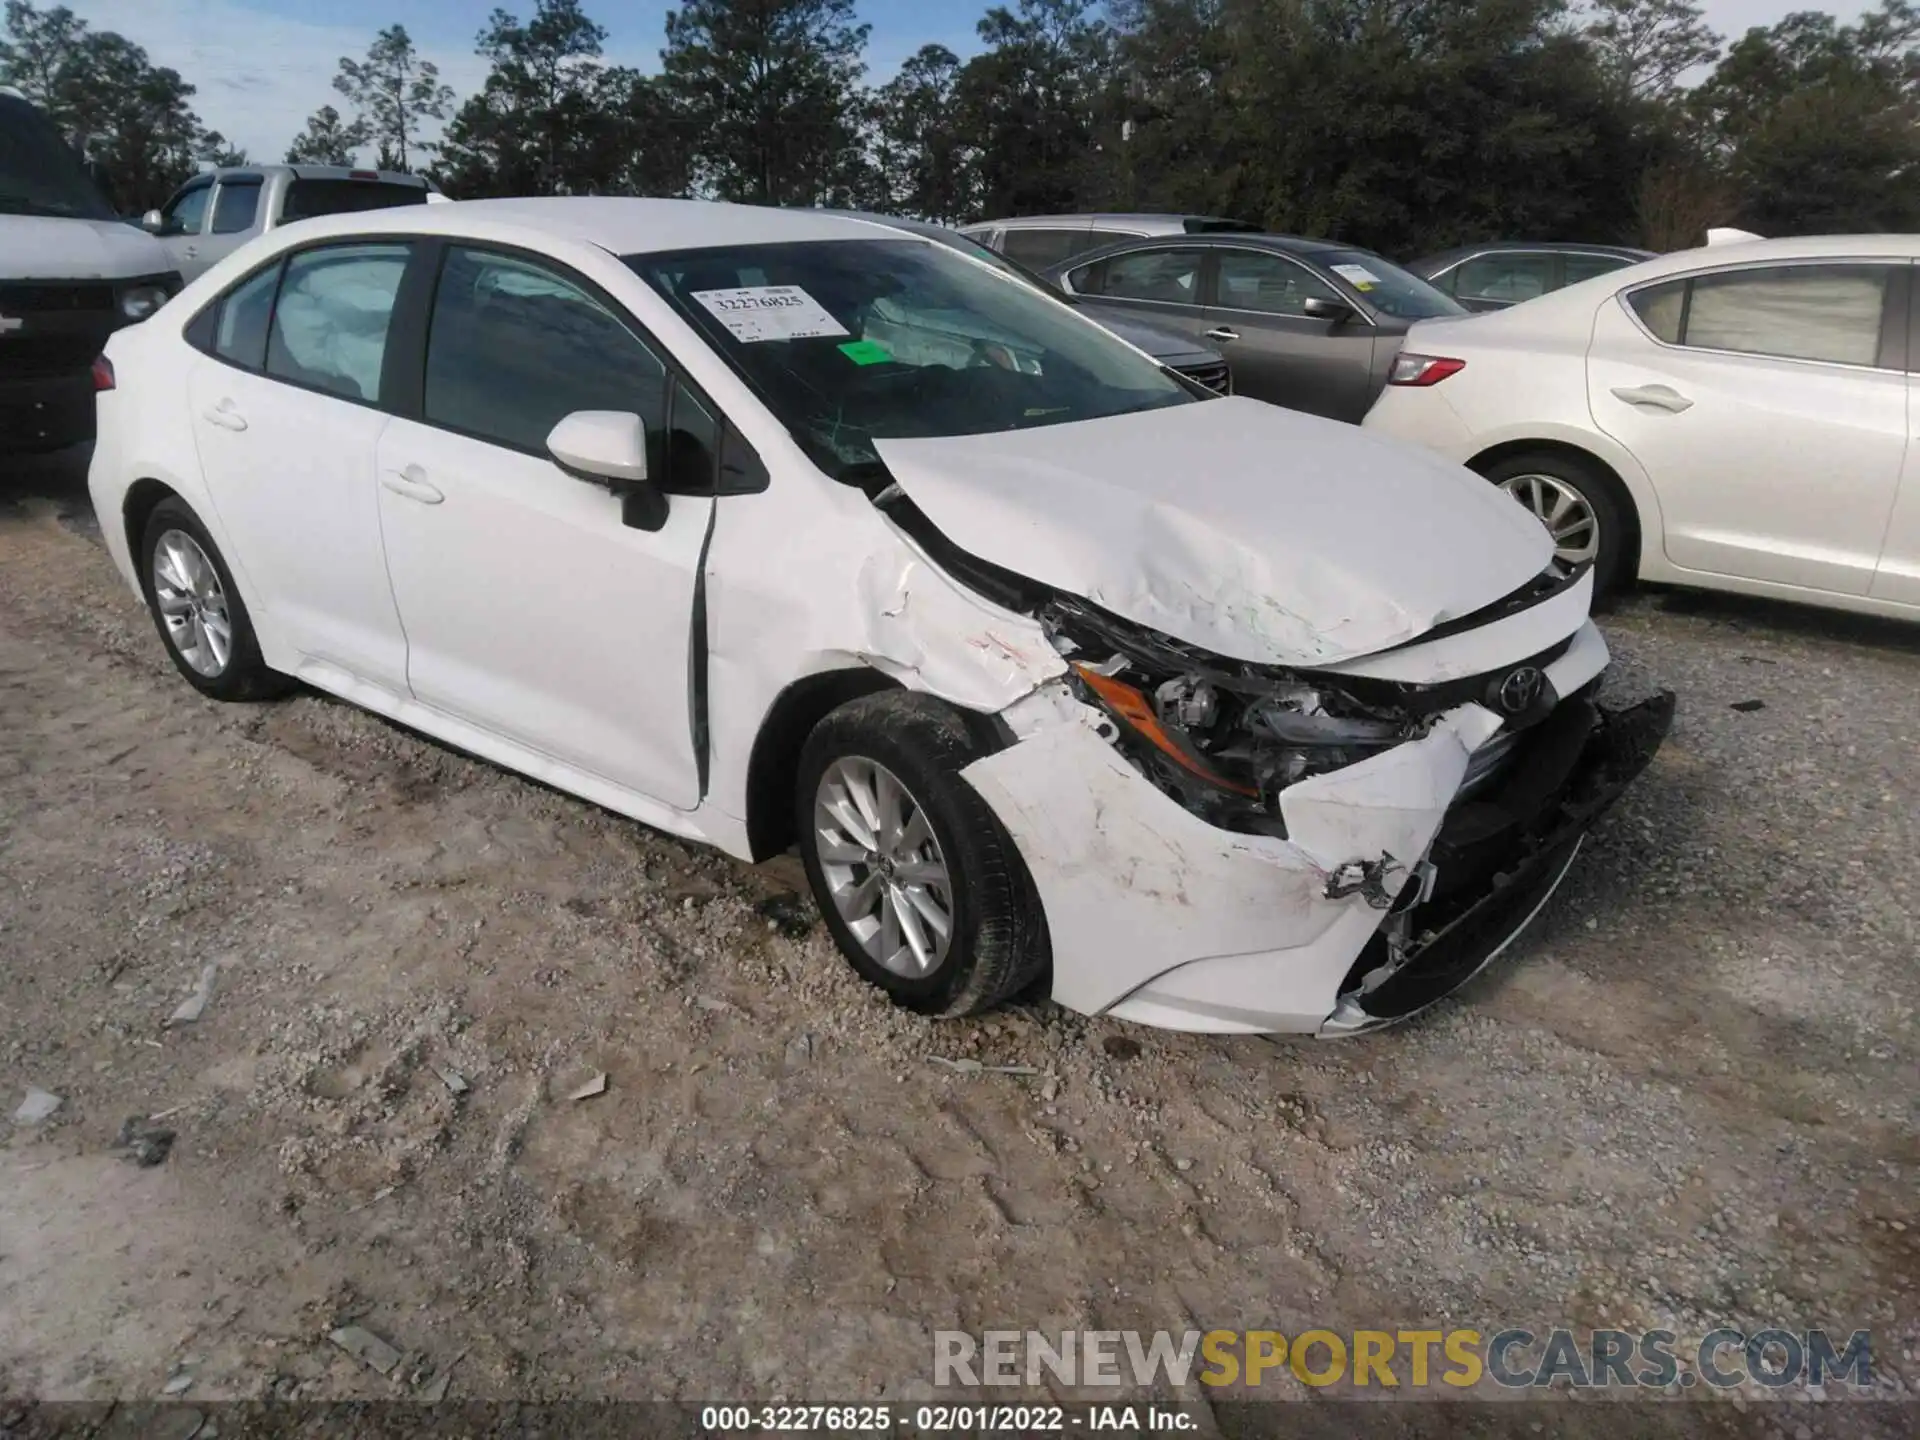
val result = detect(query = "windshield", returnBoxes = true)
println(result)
[630,238,1193,482]
[1317,249,1466,320]
[0,95,117,221]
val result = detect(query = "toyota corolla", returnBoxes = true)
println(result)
[88,198,1672,1034]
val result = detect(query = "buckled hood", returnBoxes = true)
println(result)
[874,395,1553,668]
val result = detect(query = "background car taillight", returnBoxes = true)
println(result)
[91,355,115,391]
[1388,353,1465,386]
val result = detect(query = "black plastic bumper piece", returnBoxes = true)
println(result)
[1341,688,1676,1024]
[0,371,96,454]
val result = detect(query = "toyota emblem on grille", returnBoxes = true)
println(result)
[1492,665,1545,715]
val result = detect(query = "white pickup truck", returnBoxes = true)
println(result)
[139,164,437,284]
[1,86,180,455]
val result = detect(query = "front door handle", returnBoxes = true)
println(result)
[200,398,247,432]
[1203,326,1240,342]
[1610,383,1693,413]
[381,465,444,505]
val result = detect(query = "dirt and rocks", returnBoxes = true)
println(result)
[1,458,1916,1430]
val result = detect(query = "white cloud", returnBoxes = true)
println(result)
[71,0,495,163]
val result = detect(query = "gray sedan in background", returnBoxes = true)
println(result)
[829,211,1232,393]
[1044,232,1465,422]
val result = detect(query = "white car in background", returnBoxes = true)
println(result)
[1363,235,1920,618]
[89,198,1671,1036]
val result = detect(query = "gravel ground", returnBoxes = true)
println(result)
[1,454,1916,1432]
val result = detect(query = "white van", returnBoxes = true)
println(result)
[1,86,180,455]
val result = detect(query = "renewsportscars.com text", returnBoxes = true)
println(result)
[934,1327,1873,1390]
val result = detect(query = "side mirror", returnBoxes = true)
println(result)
[1303,296,1354,323]
[546,410,666,531]
[140,209,167,234]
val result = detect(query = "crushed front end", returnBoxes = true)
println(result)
[960,569,1674,1034]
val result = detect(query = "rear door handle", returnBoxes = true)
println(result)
[200,399,247,432]
[1203,326,1240,342]
[380,465,444,505]
[1610,383,1693,413]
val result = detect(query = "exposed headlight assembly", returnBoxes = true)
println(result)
[1047,599,1422,837]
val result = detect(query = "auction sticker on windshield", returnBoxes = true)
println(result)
[692,286,849,343]
[1330,263,1381,291]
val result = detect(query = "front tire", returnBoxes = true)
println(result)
[796,691,1047,1017]
[140,496,290,701]
[1477,449,1630,601]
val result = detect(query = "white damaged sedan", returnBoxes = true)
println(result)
[88,198,1672,1034]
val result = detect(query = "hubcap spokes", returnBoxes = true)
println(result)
[1500,472,1600,566]
[813,757,954,977]
[152,530,232,677]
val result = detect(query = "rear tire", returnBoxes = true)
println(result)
[796,691,1048,1017]
[1477,449,1631,602]
[139,496,291,701]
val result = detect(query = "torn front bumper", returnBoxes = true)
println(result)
[1319,688,1675,1033]
[961,683,1674,1035]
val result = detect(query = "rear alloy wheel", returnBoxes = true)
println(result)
[140,496,291,702]
[796,691,1047,1017]
[1477,450,1630,600]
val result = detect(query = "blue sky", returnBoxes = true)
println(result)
[68,0,1851,163]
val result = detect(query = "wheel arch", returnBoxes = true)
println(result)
[122,478,183,595]
[1466,437,1649,580]
[743,667,903,862]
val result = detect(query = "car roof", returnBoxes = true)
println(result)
[189,164,429,186]
[1409,241,1656,269]
[1042,231,1370,272]
[242,196,911,255]
[977,213,1258,231]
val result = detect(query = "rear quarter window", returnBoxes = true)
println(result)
[280,179,428,224]
[1628,279,1685,343]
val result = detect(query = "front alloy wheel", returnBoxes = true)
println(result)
[795,691,1047,1016]
[813,757,955,977]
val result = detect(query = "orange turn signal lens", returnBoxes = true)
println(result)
[1073,664,1259,797]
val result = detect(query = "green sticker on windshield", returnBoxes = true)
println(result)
[838,339,892,365]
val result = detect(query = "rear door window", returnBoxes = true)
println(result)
[1455,252,1557,305]
[1099,247,1207,306]
[1563,252,1635,285]
[265,243,412,401]
[281,179,428,224]
[210,178,262,235]
[1000,227,1088,270]
[1629,263,1897,367]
